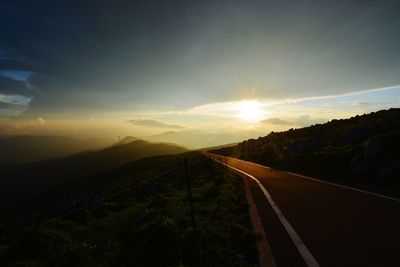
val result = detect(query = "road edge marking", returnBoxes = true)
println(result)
[287,172,400,203]
[242,174,277,267]
[214,154,400,203]
[214,159,320,267]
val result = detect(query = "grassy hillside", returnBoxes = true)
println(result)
[0,140,187,213]
[0,135,113,165]
[0,152,257,266]
[211,108,400,190]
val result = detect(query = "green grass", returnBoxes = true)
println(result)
[0,152,258,266]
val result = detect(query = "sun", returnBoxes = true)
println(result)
[236,100,264,122]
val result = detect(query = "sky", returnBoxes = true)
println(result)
[0,0,400,147]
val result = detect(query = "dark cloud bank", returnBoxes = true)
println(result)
[1,0,400,116]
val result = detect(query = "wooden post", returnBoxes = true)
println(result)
[208,156,218,190]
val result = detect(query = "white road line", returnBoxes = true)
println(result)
[213,158,320,267]
[287,172,400,203]
[231,157,272,170]
[210,153,400,203]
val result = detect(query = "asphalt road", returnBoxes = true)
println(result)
[209,154,400,267]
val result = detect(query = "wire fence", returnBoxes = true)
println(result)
[0,163,182,242]
[1,155,247,266]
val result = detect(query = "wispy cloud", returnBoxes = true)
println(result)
[127,119,184,129]
[262,116,326,127]
[0,100,25,110]
[0,76,32,97]
[262,118,292,125]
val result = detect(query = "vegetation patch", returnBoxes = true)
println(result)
[0,152,258,266]
[212,109,400,190]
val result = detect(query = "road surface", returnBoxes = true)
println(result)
[209,154,400,267]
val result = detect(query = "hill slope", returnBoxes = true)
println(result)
[0,153,257,266]
[0,140,187,212]
[211,108,400,189]
[0,135,112,165]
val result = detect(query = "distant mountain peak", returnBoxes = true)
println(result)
[114,136,139,146]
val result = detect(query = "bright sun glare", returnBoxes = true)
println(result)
[236,100,264,122]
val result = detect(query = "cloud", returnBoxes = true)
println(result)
[262,116,326,127]
[0,100,25,110]
[127,119,184,129]
[0,116,47,135]
[262,117,292,125]
[37,117,45,125]
[1,0,400,116]
[351,101,399,107]
[293,115,326,126]
[0,76,32,97]
[0,58,36,71]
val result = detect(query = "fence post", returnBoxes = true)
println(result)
[209,156,220,190]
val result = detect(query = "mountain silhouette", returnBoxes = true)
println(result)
[0,139,187,213]
[0,135,112,165]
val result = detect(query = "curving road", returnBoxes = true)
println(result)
[209,154,400,267]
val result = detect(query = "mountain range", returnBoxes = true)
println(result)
[0,135,113,165]
[0,138,187,213]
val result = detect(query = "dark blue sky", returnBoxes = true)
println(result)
[1,0,400,118]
